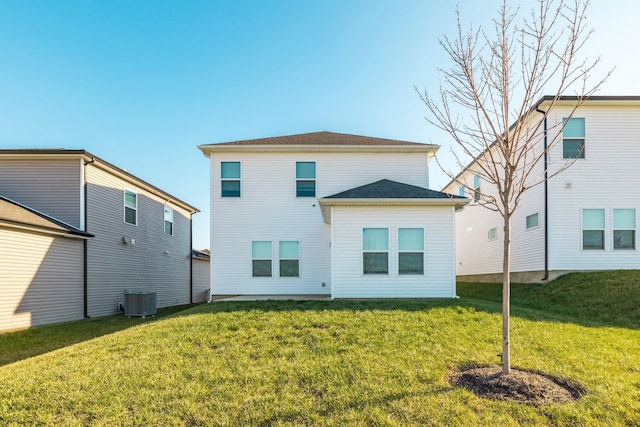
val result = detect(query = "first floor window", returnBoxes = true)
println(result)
[488,227,497,241]
[398,228,424,275]
[613,209,636,250]
[363,228,388,275]
[526,213,539,230]
[582,209,605,250]
[221,162,241,197]
[252,241,272,277]
[124,189,137,225]
[279,241,300,277]
[164,206,174,235]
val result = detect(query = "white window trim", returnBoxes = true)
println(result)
[581,208,605,251]
[124,188,138,226]
[278,240,301,278]
[397,227,425,276]
[362,227,390,276]
[220,161,242,198]
[164,205,174,236]
[525,213,540,231]
[612,208,636,251]
[295,161,317,198]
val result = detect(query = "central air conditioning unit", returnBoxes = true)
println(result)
[124,289,157,317]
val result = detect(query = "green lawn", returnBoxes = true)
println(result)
[1,273,639,426]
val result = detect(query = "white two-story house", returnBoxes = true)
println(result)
[443,96,640,283]
[199,131,467,299]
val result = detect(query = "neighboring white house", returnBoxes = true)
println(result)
[199,131,468,299]
[192,249,211,302]
[0,149,199,332]
[443,96,640,283]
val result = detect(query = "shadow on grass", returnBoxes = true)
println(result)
[0,304,201,367]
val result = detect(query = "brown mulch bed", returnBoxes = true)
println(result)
[448,365,585,406]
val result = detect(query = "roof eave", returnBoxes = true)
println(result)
[198,144,439,155]
[0,220,94,239]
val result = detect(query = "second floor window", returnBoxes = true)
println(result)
[164,206,174,235]
[124,189,137,225]
[526,213,539,230]
[296,162,316,197]
[562,117,585,159]
[473,174,481,201]
[221,162,241,197]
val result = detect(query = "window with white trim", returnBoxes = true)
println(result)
[398,228,424,275]
[221,162,241,197]
[252,241,272,277]
[279,241,300,277]
[164,206,174,235]
[582,209,604,250]
[562,118,585,159]
[526,213,539,230]
[296,162,316,197]
[473,174,481,201]
[124,189,137,225]
[363,228,388,275]
[459,185,465,197]
[488,227,497,241]
[613,209,635,250]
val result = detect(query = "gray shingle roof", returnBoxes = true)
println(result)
[202,131,430,147]
[324,179,465,200]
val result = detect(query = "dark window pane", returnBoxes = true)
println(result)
[280,260,299,277]
[363,252,388,275]
[125,207,136,225]
[164,221,173,235]
[563,139,585,158]
[222,180,241,197]
[399,252,424,275]
[614,230,635,250]
[252,260,272,277]
[583,230,604,250]
[296,180,316,197]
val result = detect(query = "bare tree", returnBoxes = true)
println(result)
[418,0,609,374]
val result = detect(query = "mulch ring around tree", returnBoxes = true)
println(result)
[448,364,586,406]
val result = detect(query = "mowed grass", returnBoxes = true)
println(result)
[0,277,639,425]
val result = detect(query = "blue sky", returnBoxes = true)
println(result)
[0,0,637,250]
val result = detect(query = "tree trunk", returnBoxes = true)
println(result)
[502,215,511,374]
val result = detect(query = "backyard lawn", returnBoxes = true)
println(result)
[1,271,639,426]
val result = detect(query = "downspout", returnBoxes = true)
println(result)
[535,107,549,281]
[83,157,96,317]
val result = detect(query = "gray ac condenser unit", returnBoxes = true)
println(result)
[124,289,157,317]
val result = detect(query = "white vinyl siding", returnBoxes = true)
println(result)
[210,151,430,296]
[0,227,84,332]
[192,258,210,303]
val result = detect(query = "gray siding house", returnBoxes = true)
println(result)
[0,150,199,332]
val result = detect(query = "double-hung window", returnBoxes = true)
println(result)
[363,228,388,275]
[124,189,137,225]
[613,209,636,250]
[279,241,300,277]
[473,174,481,201]
[459,185,465,197]
[582,209,605,250]
[164,206,174,235]
[398,228,424,275]
[488,227,497,241]
[221,162,241,197]
[562,118,585,159]
[296,162,316,197]
[252,241,272,277]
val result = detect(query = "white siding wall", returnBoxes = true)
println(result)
[444,124,546,277]
[86,165,192,317]
[192,258,210,302]
[211,152,431,295]
[331,206,457,298]
[546,105,640,270]
[0,228,84,332]
[0,159,82,228]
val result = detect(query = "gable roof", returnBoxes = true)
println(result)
[198,131,438,154]
[0,196,93,238]
[318,179,468,223]
[0,149,199,213]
